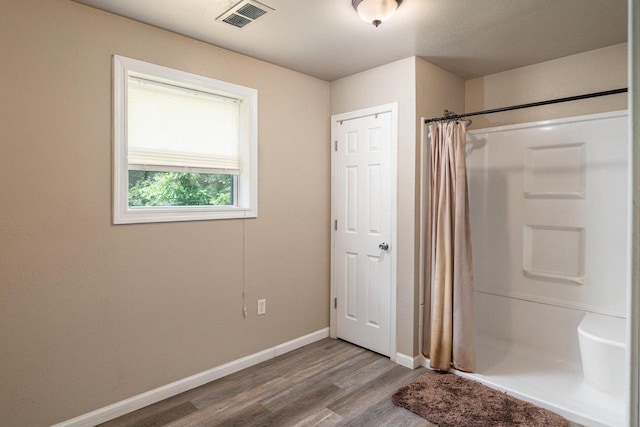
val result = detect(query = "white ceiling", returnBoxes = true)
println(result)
[72,0,628,81]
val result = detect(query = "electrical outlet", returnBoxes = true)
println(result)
[257,299,266,315]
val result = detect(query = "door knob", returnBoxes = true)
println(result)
[379,242,389,251]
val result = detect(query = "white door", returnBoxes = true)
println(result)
[333,110,394,356]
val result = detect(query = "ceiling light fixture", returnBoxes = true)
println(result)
[352,0,402,27]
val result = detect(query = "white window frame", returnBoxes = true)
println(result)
[112,55,258,224]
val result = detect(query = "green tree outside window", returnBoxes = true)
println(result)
[128,171,233,207]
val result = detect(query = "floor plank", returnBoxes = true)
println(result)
[99,338,432,427]
[289,408,343,427]
[327,365,426,421]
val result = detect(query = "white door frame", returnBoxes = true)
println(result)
[628,0,639,424]
[330,103,398,361]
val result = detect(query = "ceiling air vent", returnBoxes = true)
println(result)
[216,0,274,29]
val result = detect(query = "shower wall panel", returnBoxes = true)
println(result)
[467,111,628,317]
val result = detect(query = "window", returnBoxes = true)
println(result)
[113,55,258,224]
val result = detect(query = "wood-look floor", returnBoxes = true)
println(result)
[98,338,432,427]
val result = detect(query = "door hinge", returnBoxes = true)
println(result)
[334,219,337,230]
[334,297,337,309]
[334,140,338,151]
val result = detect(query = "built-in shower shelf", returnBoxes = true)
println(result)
[522,269,586,286]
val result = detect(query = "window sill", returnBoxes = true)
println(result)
[113,206,258,224]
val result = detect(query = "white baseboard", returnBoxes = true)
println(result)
[395,352,422,369]
[52,328,330,427]
[421,356,429,369]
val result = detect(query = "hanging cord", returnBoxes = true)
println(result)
[241,215,248,318]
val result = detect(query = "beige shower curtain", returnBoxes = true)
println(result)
[423,121,476,372]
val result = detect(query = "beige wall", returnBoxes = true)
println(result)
[330,57,464,357]
[466,43,628,128]
[0,1,330,426]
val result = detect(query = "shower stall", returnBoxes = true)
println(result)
[421,108,630,427]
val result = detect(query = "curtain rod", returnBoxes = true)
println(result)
[424,88,628,124]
